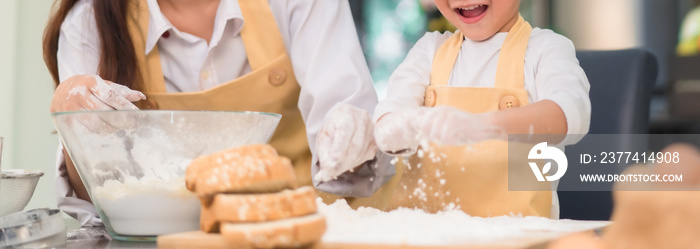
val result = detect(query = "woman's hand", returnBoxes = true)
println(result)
[315,103,378,183]
[374,109,424,157]
[51,74,146,133]
[50,74,145,113]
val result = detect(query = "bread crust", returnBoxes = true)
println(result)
[220,213,326,249]
[185,144,297,202]
[200,187,318,233]
[200,201,220,233]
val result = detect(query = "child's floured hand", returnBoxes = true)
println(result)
[415,106,505,145]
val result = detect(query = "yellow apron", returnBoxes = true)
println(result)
[126,0,313,187]
[385,16,551,217]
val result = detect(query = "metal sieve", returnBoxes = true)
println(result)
[0,170,44,217]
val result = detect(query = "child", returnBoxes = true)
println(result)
[372,0,591,218]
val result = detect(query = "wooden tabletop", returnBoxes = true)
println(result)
[156,231,556,249]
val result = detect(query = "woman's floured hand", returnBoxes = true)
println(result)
[50,74,147,133]
[50,74,145,113]
[315,103,378,183]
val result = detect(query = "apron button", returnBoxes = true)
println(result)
[268,68,287,86]
[499,95,520,110]
[425,90,437,107]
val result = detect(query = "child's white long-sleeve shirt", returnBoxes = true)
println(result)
[375,29,591,146]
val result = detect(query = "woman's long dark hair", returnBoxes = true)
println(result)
[43,0,142,91]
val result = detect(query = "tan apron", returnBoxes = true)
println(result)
[126,0,313,187]
[380,16,551,217]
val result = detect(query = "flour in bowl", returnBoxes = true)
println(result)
[93,177,200,236]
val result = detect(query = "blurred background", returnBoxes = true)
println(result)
[1,0,700,219]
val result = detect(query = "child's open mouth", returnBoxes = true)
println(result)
[455,5,488,24]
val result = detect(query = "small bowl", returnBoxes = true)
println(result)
[0,169,45,217]
[0,209,66,248]
[52,110,281,241]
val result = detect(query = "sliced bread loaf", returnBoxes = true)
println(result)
[200,186,317,232]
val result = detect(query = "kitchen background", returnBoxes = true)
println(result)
[0,0,698,218]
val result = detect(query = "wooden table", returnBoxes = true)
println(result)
[156,231,567,249]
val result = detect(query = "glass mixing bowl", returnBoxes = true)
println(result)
[51,110,281,241]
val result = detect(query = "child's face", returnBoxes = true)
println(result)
[434,0,521,41]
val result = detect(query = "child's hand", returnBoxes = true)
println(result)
[315,103,378,183]
[374,109,425,156]
[415,106,505,145]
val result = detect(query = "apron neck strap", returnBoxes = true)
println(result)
[494,15,532,89]
[430,14,532,89]
[429,30,464,86]
[128,0,159,93]
[237,0,287,70]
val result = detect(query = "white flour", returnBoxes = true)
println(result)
[319,199,610,247]
[93,177,200,236]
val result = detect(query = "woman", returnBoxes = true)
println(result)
[44,0,392,226]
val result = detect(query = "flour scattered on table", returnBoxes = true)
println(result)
[319,198,609,247]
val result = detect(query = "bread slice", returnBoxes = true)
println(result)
[220,213,326,249]
[186,144,285,191]
[200,186,318,232]
[185,144,297,201]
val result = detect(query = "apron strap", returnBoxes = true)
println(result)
[237,1,287,71]
[430,31,464,86]
[128,0,166,93]
[429,14,532,89]
[494,15,532,89]
[126,0,288,94]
